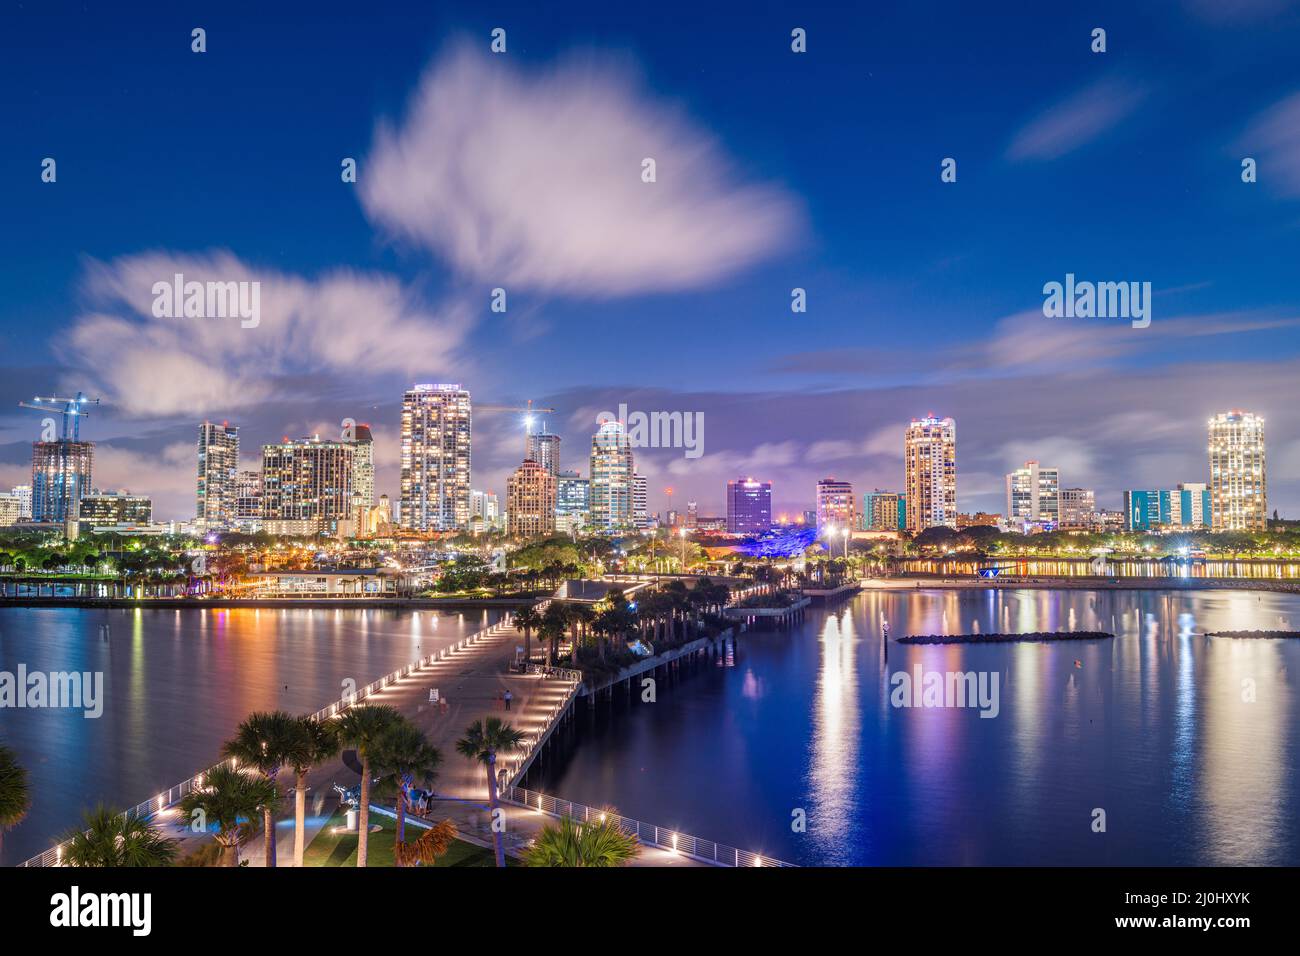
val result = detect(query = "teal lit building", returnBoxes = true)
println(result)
[862,490,906,531]
[1122,484,1211,531]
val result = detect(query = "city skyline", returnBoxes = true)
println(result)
[4,3,1300,523]
[5,394,1278,534]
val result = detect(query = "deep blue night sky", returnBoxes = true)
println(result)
[3,0,1299,519]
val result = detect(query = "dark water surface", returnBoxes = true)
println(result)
[525,588,1300,866]
[0,606,502,864]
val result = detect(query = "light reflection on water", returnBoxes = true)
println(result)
[0,606,501,865]
[527,588,1300,865]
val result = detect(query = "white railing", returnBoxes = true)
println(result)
[498,672,583,786]
[503,786,794,867]
[17,614,514,868]
[523,662,584,682]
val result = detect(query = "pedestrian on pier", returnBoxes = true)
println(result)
[504,689,513,711]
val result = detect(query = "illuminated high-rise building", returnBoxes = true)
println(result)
[400,384,472,531]
[261,436,355,534]
[816,478,855,530]
[556,471,589,533]
[1209,410,1266,531]
[589,419,634,529]
[727,477,772,534]
[526,430,561,477]
[904,415,957,532]
[197,421,240,528]
[233,469,263,527]
[506,459,557,538]
[32,440,93,524]
[344,422,375,524]
[632,472,649,527]
[1005,460,1059,526]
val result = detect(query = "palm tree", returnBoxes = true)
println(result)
[514,604,542,665]
[540,602,570,666]
[178,764,279,867]
[567,603,596,659]
[455,717,525,868]
[333,704,402,867]
[0,745,31,861]
[61,805,179,867]
[372,720,441,857]
[285,716,340,867]
[521,815,639,867]
[221,709,300,867]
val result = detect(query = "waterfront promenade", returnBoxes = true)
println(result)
[239,611,696,866]
[48,610,698,867]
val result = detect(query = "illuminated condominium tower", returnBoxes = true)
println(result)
[815,478,855,530]
[345,422,375,523]
[233,469,263,527]
[1209,410,1266,531]
[196,421,239,528]
[905,415,957,532]
[526,430,561,476]
[727,477,773,534]
[506,458,557,538]
[261,436,355,534]
[1005,460,1060,526]
[632,472,649,527]
[400,384,472,531]
[589,419,634,529]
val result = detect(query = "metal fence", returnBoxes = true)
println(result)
[17,614,514,868]
[500,672,583,786]
[503,786,793,867]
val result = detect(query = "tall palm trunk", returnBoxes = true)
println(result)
[395,786,407,850]
[485,752,505,868]
[263,771,278,868]
[523,628,531,664]
[221,835,240,867]
[357,755,371,867]
[293,771,307,867]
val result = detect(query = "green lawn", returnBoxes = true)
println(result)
[302,808,501,867]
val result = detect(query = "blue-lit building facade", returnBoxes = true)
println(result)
[1122,484,1212,531]
[31,440,94,523]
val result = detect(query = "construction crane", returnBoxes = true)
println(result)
[476,399,557,459]
[18,392,101,441]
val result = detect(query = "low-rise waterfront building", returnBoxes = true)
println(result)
[79,491,153,528]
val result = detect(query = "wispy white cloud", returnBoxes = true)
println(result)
[1238,91,1300,198]
[1006,77,1149,162]
[63,251,473,418]
[360,42,802,296]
